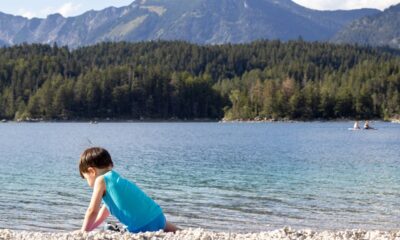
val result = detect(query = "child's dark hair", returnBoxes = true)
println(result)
[79,147,113,178]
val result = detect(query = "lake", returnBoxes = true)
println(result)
[0,122,399,232]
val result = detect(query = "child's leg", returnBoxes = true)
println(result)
[164,221,180,233]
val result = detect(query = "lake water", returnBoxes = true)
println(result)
[0,122,399,232]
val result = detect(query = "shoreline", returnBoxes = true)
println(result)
[0,118,393,124]
[1,228,400,240]
[0,118,220,123]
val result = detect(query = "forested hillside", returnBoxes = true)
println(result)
[0,41,399,120]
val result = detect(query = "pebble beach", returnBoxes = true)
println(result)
[1,228,400,240]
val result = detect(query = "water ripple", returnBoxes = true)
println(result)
[0,122,399,231]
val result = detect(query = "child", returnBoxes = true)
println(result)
[79,147,178,233]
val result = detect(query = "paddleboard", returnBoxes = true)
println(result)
[348,128,377,131]
[348,128,361,131]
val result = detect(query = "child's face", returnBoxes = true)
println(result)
[82,168,96,188]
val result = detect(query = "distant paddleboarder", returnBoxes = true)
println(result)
[353,121,360,130]
[364,120,375,130]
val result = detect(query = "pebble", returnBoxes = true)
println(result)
[1,228,400,240]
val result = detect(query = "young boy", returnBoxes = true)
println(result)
[79,147,178,233]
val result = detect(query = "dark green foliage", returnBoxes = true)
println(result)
[0,40,399,120]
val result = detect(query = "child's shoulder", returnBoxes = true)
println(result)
[102,170,121,183]
[95,174,106,185]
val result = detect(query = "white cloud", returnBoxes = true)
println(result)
[293,0,400,10]
[57,2,82,17]
[17,8,36,19]
[17,2,82,19]
[40,6,56,17]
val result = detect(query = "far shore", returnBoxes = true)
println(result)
[0,117,398,124]
[0,118,219,123]
[219,118,389,123]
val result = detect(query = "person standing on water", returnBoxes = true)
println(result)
[353,121,360,129]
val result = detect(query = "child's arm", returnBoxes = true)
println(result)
[81,176,106,232]
[90,205,110,230]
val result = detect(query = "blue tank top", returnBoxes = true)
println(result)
[102,170,163,231]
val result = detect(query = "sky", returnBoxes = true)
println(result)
[0,0,399,19]
[0,0,134,19]
[292,0,400,11]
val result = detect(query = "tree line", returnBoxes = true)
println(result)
[0,40,399,120]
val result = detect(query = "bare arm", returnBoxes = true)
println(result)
[81,176,106,232]
[90,205,110,230]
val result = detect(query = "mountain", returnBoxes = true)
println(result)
[0,0,380,47]
[333,4,400,48]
